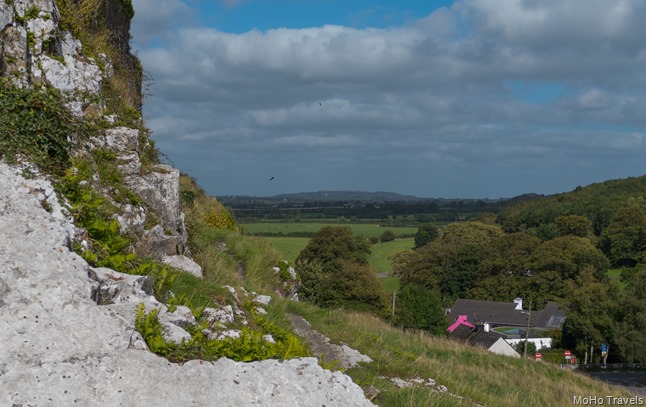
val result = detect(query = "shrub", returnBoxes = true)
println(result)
[0,81,88,174]
[394,284,447,335]
[414,223,439,249]
[379,230,396,243]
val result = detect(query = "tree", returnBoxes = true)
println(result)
[601,205,646,267]
[615,269,646,363]
[394,284,447,335]
[399,222,503,300]
[414,223,439,248]
[296,227,385,313]
[334,261,387,313]
[296,226,370,272]
[555,215,592,238]
[561,267,616,364]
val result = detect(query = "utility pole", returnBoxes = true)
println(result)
[392,291,396,318]
[523,302,532,358]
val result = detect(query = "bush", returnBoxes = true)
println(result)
[513,340,537,356]
[380,230,396,243]
[394,284,447,335]
[0,81,88,174]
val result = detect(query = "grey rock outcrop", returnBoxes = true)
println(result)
[87,126,189,259]
[0,161,375,406]
[162,254,203,278]
[0,0,103,115]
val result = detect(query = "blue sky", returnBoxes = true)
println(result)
[131,0,646,198]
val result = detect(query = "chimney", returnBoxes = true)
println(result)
[513,297,523,311]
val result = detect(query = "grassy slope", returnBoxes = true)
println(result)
[286,301,632,407]
[178,177,628,405]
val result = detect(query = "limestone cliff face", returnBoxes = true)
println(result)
[1,0,103,115]
[0,1,375,405]
[1,0,187,262]
[0,0,141,115]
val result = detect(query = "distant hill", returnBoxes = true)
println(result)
[221,190,506,203]
[497,174,646,234]
[269,190,422,202]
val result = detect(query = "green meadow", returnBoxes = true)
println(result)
[258,223,411,298]
[242,222,418,238]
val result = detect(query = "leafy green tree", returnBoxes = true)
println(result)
[334,261,387,313]
[561,267,617,364]
[414,223,439,248]
[468,232,540,302]
[394,284,447,335]
[615,269,646,363]
[528,223,559,241]
[296,260,331,306]
[296,227,385,313]
[530,236,609,280]
[296,226,370,272]
[390,250,416,277]
[400,222,503,301]
[397,249,439,289]
[555,215,592,238]
[601,205,646,267]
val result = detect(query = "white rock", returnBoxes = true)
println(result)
[162,305,196,328]
[88,267,154,305]
[203,305,235,326]
[0,162,375,406]
[162,255,203,278]
[253,294,272,306]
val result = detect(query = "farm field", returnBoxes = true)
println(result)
[242,222,418,238]
[369,238,414,273]
[263,235,414,276]
[264,237,308,263]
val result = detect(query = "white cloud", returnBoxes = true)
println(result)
[134,0,646,197]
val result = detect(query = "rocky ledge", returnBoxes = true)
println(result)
[0,162,374,407]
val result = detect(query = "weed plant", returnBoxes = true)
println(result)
[0,81,89,174]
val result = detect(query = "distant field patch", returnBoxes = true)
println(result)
[369,238,414,274]
[264,237,309,263]
[243,222,417,238]
[263,235,413,277]
[380,277,400,294]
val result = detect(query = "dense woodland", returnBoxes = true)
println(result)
[291,175,646,364]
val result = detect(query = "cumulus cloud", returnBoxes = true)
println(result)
[132,0,646,197]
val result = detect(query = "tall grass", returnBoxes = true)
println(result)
[286,301,632,407]
[180,174,285,296]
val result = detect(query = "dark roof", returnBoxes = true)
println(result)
[468,331,504,349]
[532,301,567,329]
[450,324,475,341]
[448,299,566,329]
[448,299,528,326]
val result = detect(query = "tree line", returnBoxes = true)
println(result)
[292,174,646,364]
